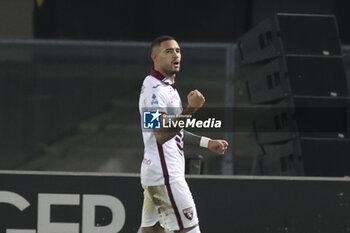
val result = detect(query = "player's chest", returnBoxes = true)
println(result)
[168,88,182,108]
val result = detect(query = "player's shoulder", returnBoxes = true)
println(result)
[143,75,169,93]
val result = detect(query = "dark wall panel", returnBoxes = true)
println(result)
[33,0,350,43]
[33,0,250,42]
[1,172,350,233]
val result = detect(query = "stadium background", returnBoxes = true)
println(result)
[1,0,350,232]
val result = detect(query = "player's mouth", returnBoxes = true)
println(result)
[173,61,180,68]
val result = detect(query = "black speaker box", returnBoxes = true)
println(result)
[245,55,348,104]
[235,13,350,177]
[260,139,304,176]
[237,13,342,65]
[253,96,350,144]
[260,137,350,177]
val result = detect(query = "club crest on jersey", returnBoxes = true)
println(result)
[183,207,194,220]
[151,94,159,105]
[143,110,161,129]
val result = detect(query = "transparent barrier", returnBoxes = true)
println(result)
[0,39,234,174]
[1,39,350,175]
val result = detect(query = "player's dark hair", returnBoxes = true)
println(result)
[151,35,176,52]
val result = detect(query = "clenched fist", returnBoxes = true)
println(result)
[208,140,229,155]
[187,89,205,109]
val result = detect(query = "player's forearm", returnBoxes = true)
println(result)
[183,130,212,148]
[154,107,197,144]
[183,130,201,145]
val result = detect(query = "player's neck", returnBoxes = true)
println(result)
[156,68,176,83]
[167,75,175,83]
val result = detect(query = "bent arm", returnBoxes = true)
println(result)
[154,89,205,145]
[154,107,197,144]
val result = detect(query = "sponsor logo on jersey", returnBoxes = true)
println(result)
[142,158,152,165]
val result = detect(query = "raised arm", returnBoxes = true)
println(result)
[154,90,205,144]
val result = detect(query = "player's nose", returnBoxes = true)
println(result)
[173,51,180,58]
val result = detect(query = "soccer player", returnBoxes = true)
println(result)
[139,35,229,233]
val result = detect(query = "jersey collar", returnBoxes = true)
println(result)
[151,68,176,89]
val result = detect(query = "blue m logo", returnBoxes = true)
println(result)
[143,110,161,129]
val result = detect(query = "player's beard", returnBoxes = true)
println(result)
[167,70,179,77]
[163,65,180,77]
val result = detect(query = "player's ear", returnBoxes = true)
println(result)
[151,53,157,62]
[151,45,160,62]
